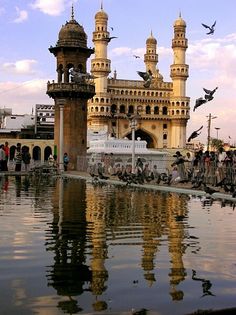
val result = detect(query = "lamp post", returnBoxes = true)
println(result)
[127,114,140,173]
[215,127,220,139]
[58,98,66,173]
[206,113,217,151]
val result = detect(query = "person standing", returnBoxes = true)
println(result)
[14,146,22,171]
[22,147,31,171]
[63,152,69,171]
[3,141,9,171]
[0,144,6,171]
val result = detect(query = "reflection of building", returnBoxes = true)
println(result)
[88,6,190,149]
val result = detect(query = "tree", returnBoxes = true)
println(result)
[210,138,224,151]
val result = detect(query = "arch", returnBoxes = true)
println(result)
[154,106,159,114]
[44,146,52,161]
[146,105,151,114]
[120,105,125,113]
[33,146,41,161]
[111,104,117,114]
[125,129,155,148]
[128,105,134,114]
[162,106,168,115]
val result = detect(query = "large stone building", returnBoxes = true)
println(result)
[88,6,190,149]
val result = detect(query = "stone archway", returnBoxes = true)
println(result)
[44,146,52,161]
[33,146,41,161]
[125,129,155,148]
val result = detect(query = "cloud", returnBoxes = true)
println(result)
[1,59,38,75]
[13,7,28,23]
[0,79,52,114]
[30,0,77,16]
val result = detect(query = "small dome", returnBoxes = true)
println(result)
[95,9,108,20]
[174,15,186,27]
[146,32,157,45]
[58,18,87,47]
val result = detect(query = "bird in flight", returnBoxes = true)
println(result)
[133,55,141,59]
[193,97,207,111]
[188,126,203,142]
[203,87,218,101]
[202,21,216,35]
[137,70,153,88]
[104,36,118,42]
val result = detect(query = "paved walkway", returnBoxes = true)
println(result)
[64,171,236,202]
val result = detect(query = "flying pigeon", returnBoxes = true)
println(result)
[188,125,203,142]
[202,21,216,35]
[203,87,218,101]
[137,70,153,88]
[133,55,141,59]
[193,97,207,111]
[104,36,118,42]
[69,69,98,83]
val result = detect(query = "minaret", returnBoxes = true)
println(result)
[170,14,190,148]
[47,6,95,169]
[88,3,111,134]
[144,31,163,81]
[91,3,111,94]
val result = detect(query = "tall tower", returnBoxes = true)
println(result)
[88,4,111,132]
[170,14,190,148]
[47,6,95,169]
[144,31,162,80]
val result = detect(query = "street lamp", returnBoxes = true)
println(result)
[206,113,217,151]
[215,127,220,139]
[127,114,140,173]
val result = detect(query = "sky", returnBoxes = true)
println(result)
[0,0,236,145]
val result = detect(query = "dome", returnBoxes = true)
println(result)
[57,18,87,47]
[174,15,186,27]
[146,32,157,45]
[95,9,108,20]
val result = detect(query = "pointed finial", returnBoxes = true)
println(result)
[179,11,181,18]
[151,30,153,37]
[71,2,74,20]
[101,1,103,10]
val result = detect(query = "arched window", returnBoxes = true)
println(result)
[154,106,159,114]
[128,105,134,114]
[120,105,125,113]
[33,146,41,161]
[162,106,168,115]
[146,105,151,114]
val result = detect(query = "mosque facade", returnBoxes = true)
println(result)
[88,6,190,149]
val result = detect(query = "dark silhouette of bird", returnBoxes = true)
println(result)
[193,97,207,111]
[104,36,118,42]
[137,70,152,88]
[133,55,141,59]
[188,125,203,142]
[202,21,216,35]
[203,87,218,101]
[110,26,114,31]
[203,183,219,195]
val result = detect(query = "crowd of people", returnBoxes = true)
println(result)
[89,148,236,188]
[0,142,32,172]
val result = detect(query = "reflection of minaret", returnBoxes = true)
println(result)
[86,186,108,311]
[46,180,91,312]
[167,194,188,301]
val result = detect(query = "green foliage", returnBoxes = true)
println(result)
[210,138,224,151]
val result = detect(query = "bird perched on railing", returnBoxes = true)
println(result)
[202,21,216,35]
[188,125,203,142]
[137,70,153,88]
[202,183,219,196]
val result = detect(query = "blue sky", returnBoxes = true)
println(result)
[0,0,236,144]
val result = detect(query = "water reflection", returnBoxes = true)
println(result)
[1,176,236,315]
